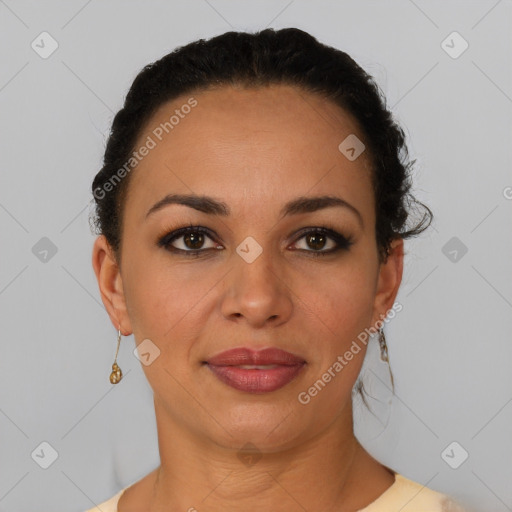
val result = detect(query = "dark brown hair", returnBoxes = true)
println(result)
[91,27,432,265]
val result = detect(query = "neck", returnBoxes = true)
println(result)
[146,397,393,512]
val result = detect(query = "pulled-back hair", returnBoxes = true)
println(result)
[91,27,432,265]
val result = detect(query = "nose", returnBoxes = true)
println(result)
[220,245,293,329]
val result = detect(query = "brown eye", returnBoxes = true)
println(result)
[305,232,328,251]
[291,227,354,256]
[158,226,221,255]
[183,231,205,250]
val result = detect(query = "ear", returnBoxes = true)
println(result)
[92,235,132,335]
[371,238,404,326]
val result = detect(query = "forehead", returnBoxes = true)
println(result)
[126,84,374,223]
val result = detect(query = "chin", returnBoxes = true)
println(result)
[206,400,309,452]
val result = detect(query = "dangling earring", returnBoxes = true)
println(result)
[379,326,395,389]
[378,327,389,362]
[109,327,123,384]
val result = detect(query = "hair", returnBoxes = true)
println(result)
[90,27,433,404]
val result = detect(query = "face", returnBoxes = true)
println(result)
[93,84,403,452]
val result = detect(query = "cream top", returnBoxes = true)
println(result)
[84,473,468,511]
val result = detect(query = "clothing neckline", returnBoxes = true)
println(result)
[356,472,403,510]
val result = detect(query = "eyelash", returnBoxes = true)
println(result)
[157,223,354,258]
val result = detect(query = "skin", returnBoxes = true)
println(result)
[92,84,404,512]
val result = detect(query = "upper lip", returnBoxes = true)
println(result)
[206,347,306,366]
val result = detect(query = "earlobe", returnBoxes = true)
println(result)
[372,238,404,325]
[92,235,132,335]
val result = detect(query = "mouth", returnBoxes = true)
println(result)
[204,347,306,394]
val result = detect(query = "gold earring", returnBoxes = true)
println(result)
[109,327,123,384]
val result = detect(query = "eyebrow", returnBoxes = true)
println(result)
[145,193,363,228]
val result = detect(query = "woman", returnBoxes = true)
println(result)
[88,27,468,511]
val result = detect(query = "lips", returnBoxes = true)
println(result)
[205,347,306,393]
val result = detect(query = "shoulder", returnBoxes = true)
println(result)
[83,488,126,512]
[359,473,469,512]
[83,467,158,512]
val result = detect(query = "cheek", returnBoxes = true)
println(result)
[122,261,214,391]
[123,253,222,343]
[294,258,378,345]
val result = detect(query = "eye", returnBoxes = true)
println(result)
[157,226,222,256]
[290,227,354,256]
[157,225,354,257]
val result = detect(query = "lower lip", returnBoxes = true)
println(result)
[206,364,305,393]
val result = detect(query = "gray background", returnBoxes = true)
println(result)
[0,1,511,511]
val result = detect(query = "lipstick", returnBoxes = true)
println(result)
[205,347,306,393]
